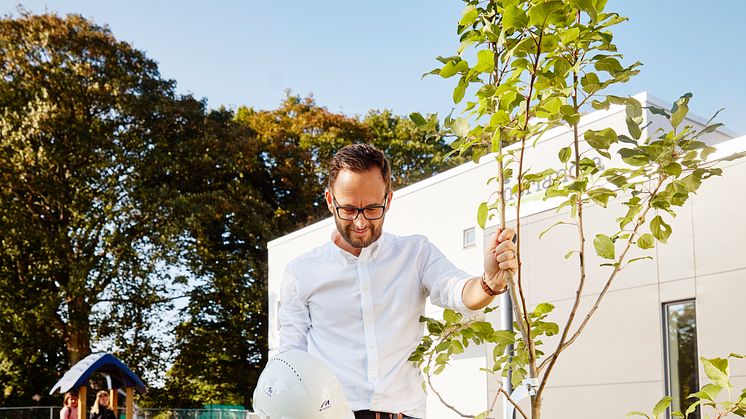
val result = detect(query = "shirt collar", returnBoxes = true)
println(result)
[330,232,387,263]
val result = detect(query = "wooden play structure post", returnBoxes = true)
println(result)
[109,389,118,417]
[125,387,134,419]
[77,386,87,419]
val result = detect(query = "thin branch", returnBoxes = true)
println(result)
[559,177,666,352]
[536,59,587,399]
[513,25,544,395]
[96,294,190,305]
[498,386,530,419]
[426,373,475,418]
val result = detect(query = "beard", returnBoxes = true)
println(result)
[335,217,383,249]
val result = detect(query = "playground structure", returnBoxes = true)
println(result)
[50,353,146,419]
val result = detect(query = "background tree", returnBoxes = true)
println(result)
[0,11,198,402]
[152,95,465,409]
[0,11,468,409]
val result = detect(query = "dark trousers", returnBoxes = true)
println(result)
[354,410,419,419]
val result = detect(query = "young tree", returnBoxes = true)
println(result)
[410,1,742,418]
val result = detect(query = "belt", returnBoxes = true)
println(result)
[353,410,418,419]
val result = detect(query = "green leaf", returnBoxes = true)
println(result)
[450,340,465,354]
[503,5,528,30]
[559,146,572,163]
[443,309,462,324]
[619,148,649,166]
[671,103,688,129]
[689,383,723,402]
[452,117,470,138]
[560,104,580,125]
[539,221,571,239]
[670,93,692,129]
[719,150,746,162]
[647,105,669,118]
[474,49,495,73]
[459,5,479,27]
[650,215,672,243]
[662,162,682,177]
[618,134,638,145]
[594,234,615,259]
[427,321,444,334]
[595,56,623,75]
[625,412,650,418]
[585,128,617,153]
[637,233,655,250]
[559,26,580,44]
[684,400,702,417]
[477,201,488,228]
[435,340,451,352]
[531,321,559,337]
[588,187,617,207]
[627,256,653,265]
[626,116,642,140]
[626,100,643,121]
[492,330,515,345]
[440,59,467,78]
[490,111,510,128]
[453,76,468,104]
[527,1,565,27]
[652,396,672,418]
[534,302,555,316]
[702,357,731,390]
[409,112,427,126]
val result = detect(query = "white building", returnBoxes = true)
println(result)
[266,93,745,418]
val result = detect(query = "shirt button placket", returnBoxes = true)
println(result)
[357,258,379,385]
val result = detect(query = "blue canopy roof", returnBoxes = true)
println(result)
[49,353,146,395]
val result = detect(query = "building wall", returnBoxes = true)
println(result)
[266,93,744,418]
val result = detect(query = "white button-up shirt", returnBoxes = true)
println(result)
[279,233,478,418]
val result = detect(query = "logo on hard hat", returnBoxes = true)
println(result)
[319,400,331,411]
[264,386,273,397]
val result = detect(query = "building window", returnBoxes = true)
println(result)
[463,227,476,248]
[663,300,700,418]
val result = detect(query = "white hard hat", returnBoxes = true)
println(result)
[253,350,355,419]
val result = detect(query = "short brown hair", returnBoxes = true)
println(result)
[328,144,391,192]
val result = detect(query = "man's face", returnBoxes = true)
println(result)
[326,168,391,249]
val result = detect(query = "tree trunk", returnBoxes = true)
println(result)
[531,396,541,419]
[66,296,91,365]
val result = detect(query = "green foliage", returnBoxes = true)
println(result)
[410,0,739,417]
[411,305,557,418]
[632,354,746,418]
[0,10,189,402]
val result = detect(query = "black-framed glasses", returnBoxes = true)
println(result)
[331,193,388,221]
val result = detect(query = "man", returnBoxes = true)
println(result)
[279,144,517,419]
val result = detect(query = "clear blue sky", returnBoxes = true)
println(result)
[4,1,745,134]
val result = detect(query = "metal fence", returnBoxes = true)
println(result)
[0,407,58,419]
[0,408,259,419]
[137,409,259,419]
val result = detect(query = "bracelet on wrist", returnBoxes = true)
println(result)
[480,274,507,296]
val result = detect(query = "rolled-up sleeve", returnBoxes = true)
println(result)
[278,268,311,352]
[419,238,481,316]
